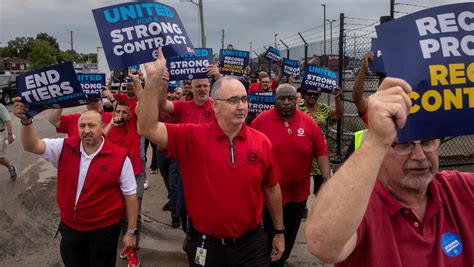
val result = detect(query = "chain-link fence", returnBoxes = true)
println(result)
[249,11,474,168]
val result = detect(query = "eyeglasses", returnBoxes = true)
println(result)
[277,96,296,101]
[304,92,321,98]
[214,96,248,105]
[391,139,441,155]
[283,121,292,136]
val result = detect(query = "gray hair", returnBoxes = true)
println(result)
[211,77,240,99]
[276,83,297,95]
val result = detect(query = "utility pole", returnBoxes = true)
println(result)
[326,19,336,55]
[198,0,205,47]
[390,0,395,19]
[70,30,74,51]
[250,42,252,56]
[274,34,278,48]
[221,29,225,49]
[322,4,326,57]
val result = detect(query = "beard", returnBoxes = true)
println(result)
[398,173,434,190]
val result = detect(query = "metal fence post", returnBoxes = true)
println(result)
[298,32,308,71]
[337,13,345,159]
[280,39,290,59]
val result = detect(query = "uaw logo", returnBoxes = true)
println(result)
[188,74,194,80]
[246,150,259,165]
[204,110,211,118]
[297,128,305,137]
[101,164,109,172]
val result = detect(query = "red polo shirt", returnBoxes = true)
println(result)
[173,98,215,124]
[337,171,474,267]
[106,114,143,176]
[57,112,112,138]
[248,80,279,94]
[251,108,328,204]
[166,120,281,238]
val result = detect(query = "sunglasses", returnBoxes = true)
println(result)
[304,92,321,97]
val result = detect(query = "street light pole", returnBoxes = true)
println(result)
[322,4,326,57]
[181,0,206,47]
[326,19,336,55]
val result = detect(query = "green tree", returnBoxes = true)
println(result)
[7,37,34,58]
[0,47,16,57]
[36,32,60,52]
[57,49,79,63]
[28,39,56,69]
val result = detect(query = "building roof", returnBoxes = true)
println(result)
[0,57,30,64]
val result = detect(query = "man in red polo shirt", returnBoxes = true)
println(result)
[104,100,144,266]
[158,64,220,231]
[305,78,474,267]
[138,49,285,266]
[251,83,330,267]
[48,98,112,138]
[248,71,282,94]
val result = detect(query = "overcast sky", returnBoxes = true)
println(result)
[0,0,456,55]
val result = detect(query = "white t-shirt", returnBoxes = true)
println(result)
[42,137,137,205]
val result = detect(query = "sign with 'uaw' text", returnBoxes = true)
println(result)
[16,62,88,118]
[369,38,385,73]
[283,58,300,78]
[167,48,214,81]
[92,2,194,70]
[301,64,338,94]
[77,73,106,100]
[248,91,276,118]
[376,2,474,142]
[219,49,249,76]
[264,46,282,63]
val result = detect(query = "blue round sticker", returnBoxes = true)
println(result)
[441,232,463,257]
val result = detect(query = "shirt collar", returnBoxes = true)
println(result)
[210,119,248,140]
[191,98,211,108]
[374,178,442,217]
[270,107,300,122]
[80,136,105,159]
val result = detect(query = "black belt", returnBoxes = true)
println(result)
[189,224,262,246]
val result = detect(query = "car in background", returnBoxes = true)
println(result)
[0,74,17,105]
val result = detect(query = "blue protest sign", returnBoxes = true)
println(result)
[264,46,282,63]
[219,49,249,76]
[283,58,300,78]
[167,48,214,81]
[301,64,338,94]
[77,73,106,100]
[16,62,88,118]
[376,2,474,142]
[248,91,276,118]
[369,38,385,73]
[92,2,194,71]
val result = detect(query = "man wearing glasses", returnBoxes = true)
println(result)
[305,78,474,267]
[138,48,285,266]
[251,83,330,267]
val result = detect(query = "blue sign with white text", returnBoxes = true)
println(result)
[167,48,214,81]
[92,2,194,70]
[264,46,282,63]
[283,58,300,78]
[248,91,276,118]
[16,62,88,118]
[369,38,385,73]
[301,64,338,94]
[219,49,249,76]
[376,2,474,142]
[77,73,106,100]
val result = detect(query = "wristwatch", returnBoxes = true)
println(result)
[274,227,285,235]
[126,228,138,236]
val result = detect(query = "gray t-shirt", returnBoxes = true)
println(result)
[0,104,11,132]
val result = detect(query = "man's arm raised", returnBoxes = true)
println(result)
[305,78,412,263]
[352,51,373,116]
[158,68,175,114]
[137,48,168,149]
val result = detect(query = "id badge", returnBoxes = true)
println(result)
[194,247,207,265]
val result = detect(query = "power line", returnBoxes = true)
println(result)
[395,2,430,9]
